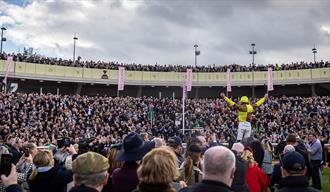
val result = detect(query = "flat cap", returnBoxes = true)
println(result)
[72,152,109,175]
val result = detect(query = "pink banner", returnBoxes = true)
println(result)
[267,67,274,91]
[118,66,125,91]
[226,68,232,92]
[2,56,13,84]
[186,69,192,92]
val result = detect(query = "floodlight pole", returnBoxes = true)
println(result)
[73,36,78,65]
[312,46,317,64]
[0,27,7,53]
[249,43,257,98]
[194,44,198,67]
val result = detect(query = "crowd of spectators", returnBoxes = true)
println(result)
[0,93,329,150]
[0,130,327,192]
[1,52,329,72]
[0,92,328,191]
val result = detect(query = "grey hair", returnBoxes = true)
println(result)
[283,145,295,154]
[153,137,166,148]
[74,171,108,187]
[203,146,235,177]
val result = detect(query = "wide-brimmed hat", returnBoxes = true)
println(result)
[116,132,155,161]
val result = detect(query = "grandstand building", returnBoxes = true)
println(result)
[0,60,329,97]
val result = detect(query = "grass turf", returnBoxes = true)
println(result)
[323,168,330,192]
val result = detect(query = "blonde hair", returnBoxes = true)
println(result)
[241,150,257,167]
[23,143,37,153]
[137,146,179,184]
[262,140,273,153]
[29,150,54,181]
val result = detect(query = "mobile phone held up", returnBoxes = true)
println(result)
[23,147,30,157]
[57,138,71,149]
[0,154,13,176]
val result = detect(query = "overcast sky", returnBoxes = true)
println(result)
[0,0,330,66]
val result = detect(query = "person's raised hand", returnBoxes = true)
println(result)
[264,93,268,100]
[1,165,17,187]
[211,133,217,142]
[179,181,187,188]
[220,93,225,98]
[66,144,77,155]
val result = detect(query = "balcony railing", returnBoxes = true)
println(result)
[0,60,329,86]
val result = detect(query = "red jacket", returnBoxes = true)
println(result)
[246,164,270,192]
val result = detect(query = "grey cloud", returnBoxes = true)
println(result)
[1,0,330,66]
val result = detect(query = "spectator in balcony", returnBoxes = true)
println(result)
[101,70,108,79]
[1,52,329,72]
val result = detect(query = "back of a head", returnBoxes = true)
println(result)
[167,136,182,149]
[283,144,295,154]
[152,137,166,148]
[184,140,203,160]
[196,136,206,146]
[241,137,255,147]
[107,147,123,173]
[33,150,53,167]
[286,134,297,144]
[241,148,256,167]
[29,150,54,181]
[187,137,202,145]
[137,146,179,184]
[203,146,235,182]
[231,142,244,155]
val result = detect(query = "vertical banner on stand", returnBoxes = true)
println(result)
[182,82,186,135]
[182,82,187,100]
[267,67,274,91]
[2,56,13,85]
[186,69,192,92]
[118,66,125,91]
[226,68,232,92]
